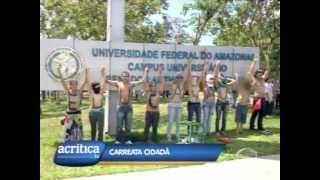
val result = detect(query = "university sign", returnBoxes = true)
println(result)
[40,39,259,90]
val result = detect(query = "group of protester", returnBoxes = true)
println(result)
[58,58,278,144]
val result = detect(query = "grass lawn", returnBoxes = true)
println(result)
[40,95,280,180]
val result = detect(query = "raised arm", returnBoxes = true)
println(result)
[100,67,108,94]
[104,69,119,87]
[182,60,192,84]
[84,68,92,96]
[131,68,148,87]
[158,68,165,95]
[79,68,88,92]
[248,59,257,76]
[201,60,208,84]
[263,57,270,80]
[143,68,150,93]
[57,64,68,92]
[213,61,220,80]
[247,60,257,84]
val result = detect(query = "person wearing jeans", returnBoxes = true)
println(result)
[86,68,107,142]
[116,104,133,142]
[202,101,214,135]
[202,61,219,136]
[89,107,104,141]
[104,68,147,144]
[166,61,191,142]
[215,100,229,132]
[214,61,236,135]
[167,103,182,142]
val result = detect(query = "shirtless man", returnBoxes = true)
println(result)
[248,59,269,131]
[214,61,236,135]
[202,60,219,136]
[57,64,87,142]
[86,67,107,141]
[143,68,164,143]
[104,68,147,144]
[166,61,191,142]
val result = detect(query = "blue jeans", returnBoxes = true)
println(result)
[89,108,104,141]
[202,101,215,135]
[167,103,182,141]
[116,104,133,142]
[216,100,229,132]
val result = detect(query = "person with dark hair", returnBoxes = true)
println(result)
[104,68,147,144]
[57,64,88,142]
[143,68,164,143]
[86,67,107,141]
[247,59,269,131]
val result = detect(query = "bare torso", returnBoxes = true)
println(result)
[237,89,250,105]
[216,82,229,102]
[204,85,215,102]
[254,79,265,98]
[188,84,200,102]
[118,82,133,104]
[68,90,81,112]
[169,83,184,103]
[146,92,160,112]
[91,93,104,108]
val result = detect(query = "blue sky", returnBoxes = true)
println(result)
[149,0,214,45]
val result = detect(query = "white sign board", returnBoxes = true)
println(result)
[40,39,259,90]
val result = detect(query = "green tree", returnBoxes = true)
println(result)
[124,0,168,43]
[41,0,169,43]
[182,0,229,45]
[162,15,192,44]
[213,0,280,78]
[41,0,107,40]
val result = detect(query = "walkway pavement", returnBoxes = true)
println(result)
[66,154,280,180]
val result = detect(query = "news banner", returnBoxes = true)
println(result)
[54,141,225,166]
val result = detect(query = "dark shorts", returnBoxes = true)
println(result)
[235,104,248,123]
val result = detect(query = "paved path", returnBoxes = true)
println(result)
[66,154,280,180]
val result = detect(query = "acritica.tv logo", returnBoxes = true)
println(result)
[57,143,100,154]
[54,141,106,167]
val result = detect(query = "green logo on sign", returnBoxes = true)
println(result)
[45,48,83,81]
